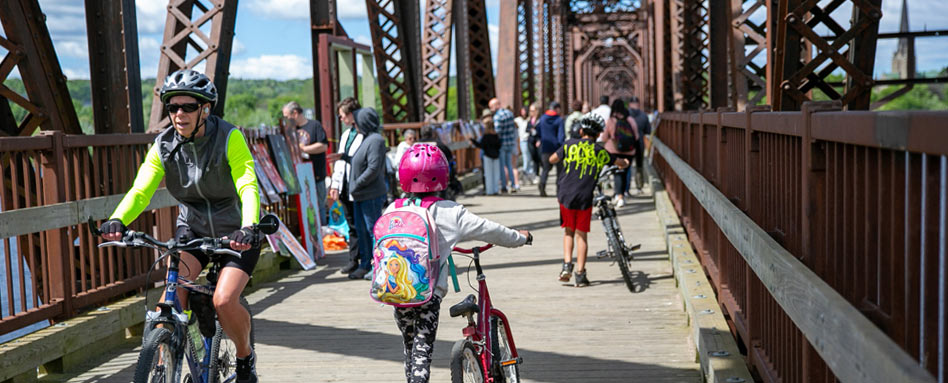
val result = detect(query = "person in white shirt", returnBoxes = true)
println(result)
[326,97,364,275]
[393,129,417,179]
[590,95,612,141]
[514,106,535,183]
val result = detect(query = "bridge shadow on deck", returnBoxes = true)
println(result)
[253,317,700,382]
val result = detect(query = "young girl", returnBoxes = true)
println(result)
[470,115,502,195]
[390,143,532,383]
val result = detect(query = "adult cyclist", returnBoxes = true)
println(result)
[98,69,261,383]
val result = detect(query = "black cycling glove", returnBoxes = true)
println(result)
[228,226,257,247]
[99,219,126,236]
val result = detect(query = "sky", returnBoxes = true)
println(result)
[14,0,948,82]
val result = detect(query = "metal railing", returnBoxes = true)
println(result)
[651,101,947,382]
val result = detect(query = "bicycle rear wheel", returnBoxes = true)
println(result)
[604,216,636,292]
[450,339,486,383]
[134,327,180,383]
[208,296,254,383]
[490,316,520,383]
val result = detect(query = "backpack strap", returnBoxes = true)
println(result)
[447,255,461,293]
[395,196,443,209]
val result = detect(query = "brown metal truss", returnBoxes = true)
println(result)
[568,11,646,108]
[0,0,82,136]
[517,0,536,111]
[146,0,238,132]
[421,0,454,121]
[569,0,642,14]
[366,0,423,123]
[85,0,144,134]
[464,0,495,116]
[677,0,710,110]
[728,0,769,110]
[771,0,882,111]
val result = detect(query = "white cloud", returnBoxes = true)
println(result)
[354,34,372,46]
[62,67,89,80]
[228,54,311,80]
[489,24,498,71]
[247,0,366,20]
[57,39,88,59]
[232,38,246,56]
[136,0,168,34]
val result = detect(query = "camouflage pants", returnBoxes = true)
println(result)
[394,296,442,383]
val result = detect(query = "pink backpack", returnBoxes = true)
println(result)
[370,197,445,307]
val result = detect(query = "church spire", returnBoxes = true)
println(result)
[892,0,916,79]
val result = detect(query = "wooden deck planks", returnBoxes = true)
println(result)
[45,183,700,383]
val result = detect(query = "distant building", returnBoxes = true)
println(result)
[891,0,916,79]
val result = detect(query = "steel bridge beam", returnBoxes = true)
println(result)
[366,0,423,123]
[85,0,144,134]
[147,0,238,132]
[0,0,82,136]
[421,0,454,121]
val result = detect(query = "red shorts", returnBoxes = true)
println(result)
[559,204,592,232]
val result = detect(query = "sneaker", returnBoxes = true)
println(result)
[511,185,520,193]
[574,270,590,287]
[236,352,258,383]
[558,263,574,282]
[348,267,369,280]
[340,260,359,274]
[363,269,374,280]
[615,198,626,208]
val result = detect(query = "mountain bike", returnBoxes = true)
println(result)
[449,244,524,383]
[90,215,278,383]
[594,165,642,292]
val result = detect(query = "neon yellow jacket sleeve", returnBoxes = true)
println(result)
[110,144,164,225]
[227,129,260,227]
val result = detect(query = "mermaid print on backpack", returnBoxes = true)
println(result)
[371,197,442,307]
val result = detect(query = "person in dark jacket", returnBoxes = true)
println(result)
[535,101,565,197]
[628,96,651,193]
[471,115,502,195]
[347,107,388,280]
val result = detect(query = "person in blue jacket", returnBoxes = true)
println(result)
[535,101,565,197]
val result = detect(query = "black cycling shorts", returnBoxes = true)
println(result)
[175,226,260,275]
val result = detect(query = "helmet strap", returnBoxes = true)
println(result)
[168,107,207,158]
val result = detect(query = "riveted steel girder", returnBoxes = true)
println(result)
[0,0,82,136]
[147,0,238,132]
[421,0,454,121]
[85,0,144,134]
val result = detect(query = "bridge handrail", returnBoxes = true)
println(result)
[652,136,932,383]
[651,102,946,381]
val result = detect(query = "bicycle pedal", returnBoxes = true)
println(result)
[626,243,642,252]
[499,357,523,366]
[596,250,609,259]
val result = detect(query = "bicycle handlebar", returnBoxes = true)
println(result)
[453,244,494,254]
[97,231,243,258]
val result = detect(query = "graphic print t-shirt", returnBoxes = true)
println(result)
[296,119,328,180]
[555,138,617,210]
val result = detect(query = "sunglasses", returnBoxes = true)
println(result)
[165,103,201,114]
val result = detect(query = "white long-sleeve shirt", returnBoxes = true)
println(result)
[329,127,365,201]
[381,200,529,298]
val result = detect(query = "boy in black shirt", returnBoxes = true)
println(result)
[549,113,629,286]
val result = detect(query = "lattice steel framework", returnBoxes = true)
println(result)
[366,0,423,123]
[517,0,536,111]
[675,0,710,110]
[569,0,642,14]
[772,0,882,111]
[147,0,238,132]
[421,0,453,121]
[465,0,495,115]
[569,11,647,108]
[0,0,81,136]
[729,0,769,110]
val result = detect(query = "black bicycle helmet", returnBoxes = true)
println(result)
[159,69,218,107]
[578,112,605,136]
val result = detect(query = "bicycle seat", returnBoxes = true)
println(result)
[449,294,478,318]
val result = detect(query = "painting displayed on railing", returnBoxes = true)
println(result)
[294,162,325,261]
[267,134,301,195]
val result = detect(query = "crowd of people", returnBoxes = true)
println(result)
[100,68,654,383]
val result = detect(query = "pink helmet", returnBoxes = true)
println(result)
[399,143,449,193]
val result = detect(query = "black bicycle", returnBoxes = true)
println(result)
[90,215,278,383]
[594,166,641,292]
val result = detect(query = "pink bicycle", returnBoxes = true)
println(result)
[449,244,523,383]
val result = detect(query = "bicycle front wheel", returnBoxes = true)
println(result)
[490,316,520,383]
[604,216,636,292]
[208,296,254,383]
[450,339,486,383]
[134,327,180,383]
